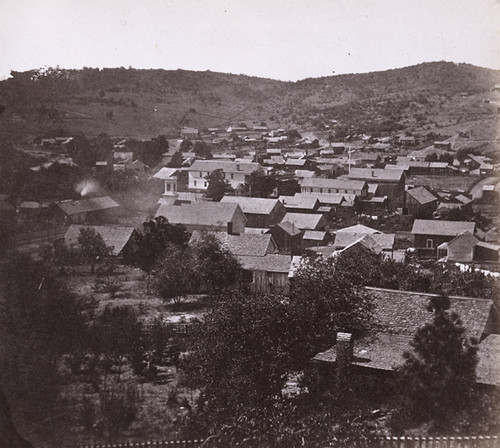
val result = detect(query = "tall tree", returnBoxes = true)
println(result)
[126,216,189,289]
[205,169,232,201]
[153,244,198,303]
[77,227,112,273]
[190,232,242,294]
[397,296,478,429]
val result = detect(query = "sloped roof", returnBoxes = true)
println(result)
[153,167,180,179]
[314,331,500,385]
[455,194,472,205]
[334,232,395,250]
[189,231,274,257]
[281,212,325,230]
[406,186,437,205]
[155,202,245,227]
[54,197,119,215]
[220,196,281,215]
[301,178,367,191]
[302,193,345,206]
[279,195,320,211]
[295,169,316,178]
[346,168,405,182]
[477,334,500,386]
[274,221,302,236]
[338,234,384,255]
[189,160,261,175]
[64,224,135,256]
[238,254,293,273]
[411,219,476,237]
[367,287,494,341]
[335,224,381,234]
[303,230,327,241]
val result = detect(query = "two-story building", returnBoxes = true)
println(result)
[187,160,264,191]
[220,196,286,228]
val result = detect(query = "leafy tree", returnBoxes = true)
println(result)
[193,141,213,159]
[182,291,296,436]
[290,255,375,364]
[249,170,278,198]
[205,168,232,201]
[190,232,242,294]
[77,227,112,273]
[126,216,190,289]
[153,244,198,303]
[168,150,183,168]
[180,139,192,152]
[397,296,478,429]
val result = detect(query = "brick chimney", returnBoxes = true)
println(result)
[336,332,353,395]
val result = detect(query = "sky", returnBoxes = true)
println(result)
[1,0,499,81]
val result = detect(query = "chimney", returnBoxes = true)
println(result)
[336,332,353,395]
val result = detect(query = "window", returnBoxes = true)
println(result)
[231,173,234,179]
[320,188,323,193]
[426,239,433,249]
[204,181,207,187]
[194,180,197,187]
[166,183,171,191]
[199,172,203,178]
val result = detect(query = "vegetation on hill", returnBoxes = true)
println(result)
[0,62,498,139]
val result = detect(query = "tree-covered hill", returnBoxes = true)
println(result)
[0,62,498,139]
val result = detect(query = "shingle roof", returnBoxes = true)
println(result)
[338,234,384,255]
[279,195,320,211]
[153,167,180,179]
[367,287,494,341]
[155,202,244,227]
[334,232,395,250]
[303,230,327,241]
[346,168,405,182]
[54,197,119,215]
[477,334,500,386]
[64,224,135,256]
[189,231,274,257]
[281,212,325,230]
[189,160,261,175]
[406,187,437,205]
[220,196,281,215]
[295,170,316,178]
[313,332,412,372]
[301,178,367,191]
[411,219,476,237]
[335,224,380,234]
[274,221,302,236]
[301,193,345,206]
[238,254,293,273]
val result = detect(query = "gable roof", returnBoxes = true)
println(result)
[334,232,395,250]
[366,287,494,341]
[301,178,367,191]
[155,202,245,228]
[64,225,135,256]
[406,186,437,205]
[189,231,275,257]
[303,230,327,241]
[281,212,325,230]
[279,195,320,211]
[335,224,381,234]
[153,167,180,179]
[412,219,476,237]
[300,192,346,206]
[346,168,405,182]
[54,196,119,215]
[220,196,281,215]
[337,234,384,255]
[238,254,293,273]
[273,221,302,236]
[189,160,261,175]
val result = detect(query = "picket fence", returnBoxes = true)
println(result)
[78,435,500,448]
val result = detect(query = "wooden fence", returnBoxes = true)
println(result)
[78,435,500,448]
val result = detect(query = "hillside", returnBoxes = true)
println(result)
[0,62,499,140]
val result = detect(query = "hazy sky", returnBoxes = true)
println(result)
[1,0,499,81]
